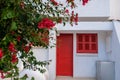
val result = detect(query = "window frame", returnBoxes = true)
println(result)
[76,33,98,54]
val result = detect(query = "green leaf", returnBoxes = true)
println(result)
[11,21,17,31]
[19,74,28,80]
[2,9,16,19]
[31,77,35,80]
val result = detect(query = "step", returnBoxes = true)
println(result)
[56,76,96,80]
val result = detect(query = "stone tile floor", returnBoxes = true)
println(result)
[56,76,96,80]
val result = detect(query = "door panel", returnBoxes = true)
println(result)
[56,34,73,76]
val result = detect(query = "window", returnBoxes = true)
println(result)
[77,34,98,53]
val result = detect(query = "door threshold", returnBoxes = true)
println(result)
[56,76,96,80]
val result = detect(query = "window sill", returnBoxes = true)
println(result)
[76,53,98,57]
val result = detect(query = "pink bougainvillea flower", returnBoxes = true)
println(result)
[70,11,75,22]
[0,71,5,79]
[38,18,55,29]
[0,48,3,59]
[8,42,17,53]
[11,54,18,64]
[74,13,78,25]
[70,11,79,25]
[72,11,74,15]
[50,0,58,5]
[65,9,69,14]
[16,36,21,42]
[29,42,34,47]
[82,0,88,5]
[23,46,30,53]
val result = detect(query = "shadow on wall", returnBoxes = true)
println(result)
[110,0,120,20]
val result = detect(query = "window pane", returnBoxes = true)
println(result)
[78,44,83,50]
[85,35,89,42]
[92,44,96,50]
[78,35,82,42]
[91,35,96,42]
[85,44,89,50]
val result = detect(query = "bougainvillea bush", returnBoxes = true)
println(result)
[0,0,88,79]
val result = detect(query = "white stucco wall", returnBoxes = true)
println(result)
[29,22,114,80]
[32,48,49,61]
[110,0,120,20]
[30,22,115,80]
[53,31,109,79]
[48,30,56,80]
[31,31,57,80]
[74,0,110,17]
[56,0,110,17]
[56,22,112,78]
[57,0,120,20]
[57,22,113,31]
[108,21,120,80]
[73,32,108,78]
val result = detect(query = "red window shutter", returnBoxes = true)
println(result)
[77,34,98,53]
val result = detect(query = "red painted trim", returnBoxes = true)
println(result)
[77,34,98,53]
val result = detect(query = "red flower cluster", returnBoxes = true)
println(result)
[0,71,5,79]
[8,42,17,53]
[16,36,21,42]
[82,0,88,5]
[65,9,69,14]
[50,0,58,5]
[74,13,78,25]
[0,48,3,59]
[11,54,18,64]
[66,0,75,8]
[23,46,30,53]
[22,43,33,53]
[70,11,79,25]
[38,18,55,29]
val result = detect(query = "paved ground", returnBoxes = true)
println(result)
[56,76,96,80]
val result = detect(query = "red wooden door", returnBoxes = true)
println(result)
[56,34,73,76]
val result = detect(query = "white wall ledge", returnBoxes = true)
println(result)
[56,22,113,32]
[113,21,120,44]
[78,17,109,21]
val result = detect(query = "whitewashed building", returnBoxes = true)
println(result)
[33,0,120,80]
[1,0,120,80]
